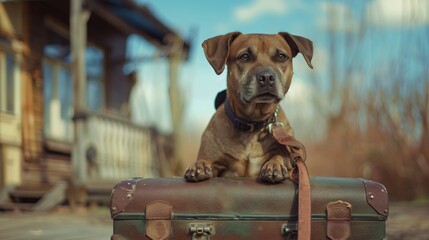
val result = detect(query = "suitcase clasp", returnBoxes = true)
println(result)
[282,223,298,239]
[188,223,215,240]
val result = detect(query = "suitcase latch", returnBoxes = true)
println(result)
[282,223,298,239]
[188,223,215,240]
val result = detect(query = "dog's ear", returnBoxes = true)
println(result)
[202,32,241,75]
[279,32,313,69]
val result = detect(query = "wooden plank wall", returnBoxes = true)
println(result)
[21,2,47,185]
[21,2,72,185]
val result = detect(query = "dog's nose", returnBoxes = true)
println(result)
[257,70,275,86]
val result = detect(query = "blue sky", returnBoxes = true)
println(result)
[129,0,429,140]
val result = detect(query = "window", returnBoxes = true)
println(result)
[42,23,105,141]
[0,49,17,114]
[86,45,104,111]
[43,59,73,141]
[43,26,73,141]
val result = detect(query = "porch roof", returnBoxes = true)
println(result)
[89,0,190,58]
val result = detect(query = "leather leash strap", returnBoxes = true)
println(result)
[271,125,311,240]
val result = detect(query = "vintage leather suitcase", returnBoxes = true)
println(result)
[110,177,388,240]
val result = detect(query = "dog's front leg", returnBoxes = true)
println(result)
[259,155,289,183]
[184,159,214,182]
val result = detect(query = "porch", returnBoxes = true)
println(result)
[72,110,159,182]
[0,0,189,211]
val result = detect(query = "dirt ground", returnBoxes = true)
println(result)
[0,207,111,240]
[387,202,429,240]
[0,202,428,240]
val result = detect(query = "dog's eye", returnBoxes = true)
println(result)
[276,53,288,62]
[239,53,250,62]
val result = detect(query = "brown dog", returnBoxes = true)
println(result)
[184,32,313,183]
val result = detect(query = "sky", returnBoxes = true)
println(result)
[128,0,429,140]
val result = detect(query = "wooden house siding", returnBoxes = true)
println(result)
[0,0,190,203]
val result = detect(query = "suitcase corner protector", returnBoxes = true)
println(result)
[110,178,143,216]
[361,178,389,217]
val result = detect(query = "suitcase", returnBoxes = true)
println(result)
[110,177,388,240]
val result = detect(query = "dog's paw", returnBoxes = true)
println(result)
[184,160,213,182]
[259,157,288,183]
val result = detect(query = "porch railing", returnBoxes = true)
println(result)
[72,111,159,183]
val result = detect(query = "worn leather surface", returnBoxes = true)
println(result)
[271,124,310,240]
[111,177,388,240]
[362,179,389,217]
[110,178,141,216]
[327,200,352,240]
[145,201,173,240]
[111,177,387,218]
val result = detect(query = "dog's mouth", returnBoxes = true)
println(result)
[250,92,281,103]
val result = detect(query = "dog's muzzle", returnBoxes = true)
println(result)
[257,70,276,87]
[242,68,284,103]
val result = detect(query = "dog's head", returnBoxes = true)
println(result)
[203,32,313,105]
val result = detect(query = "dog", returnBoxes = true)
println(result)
[184,32,313,183]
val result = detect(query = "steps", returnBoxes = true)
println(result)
[0,181,115,211]
[87,187,113,206]
[82,181,116,206]
[0,181,67,212]
[1,151,117,211]
[22,153,72,184]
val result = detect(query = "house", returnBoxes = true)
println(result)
[0,0,190,210]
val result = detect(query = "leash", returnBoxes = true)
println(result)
[215,89,311,238]
[269,122,311,240]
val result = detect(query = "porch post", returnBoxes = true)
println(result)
[167,36,185,176]
[71,0,89,184]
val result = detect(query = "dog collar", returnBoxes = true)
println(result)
[224,98,271,132]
